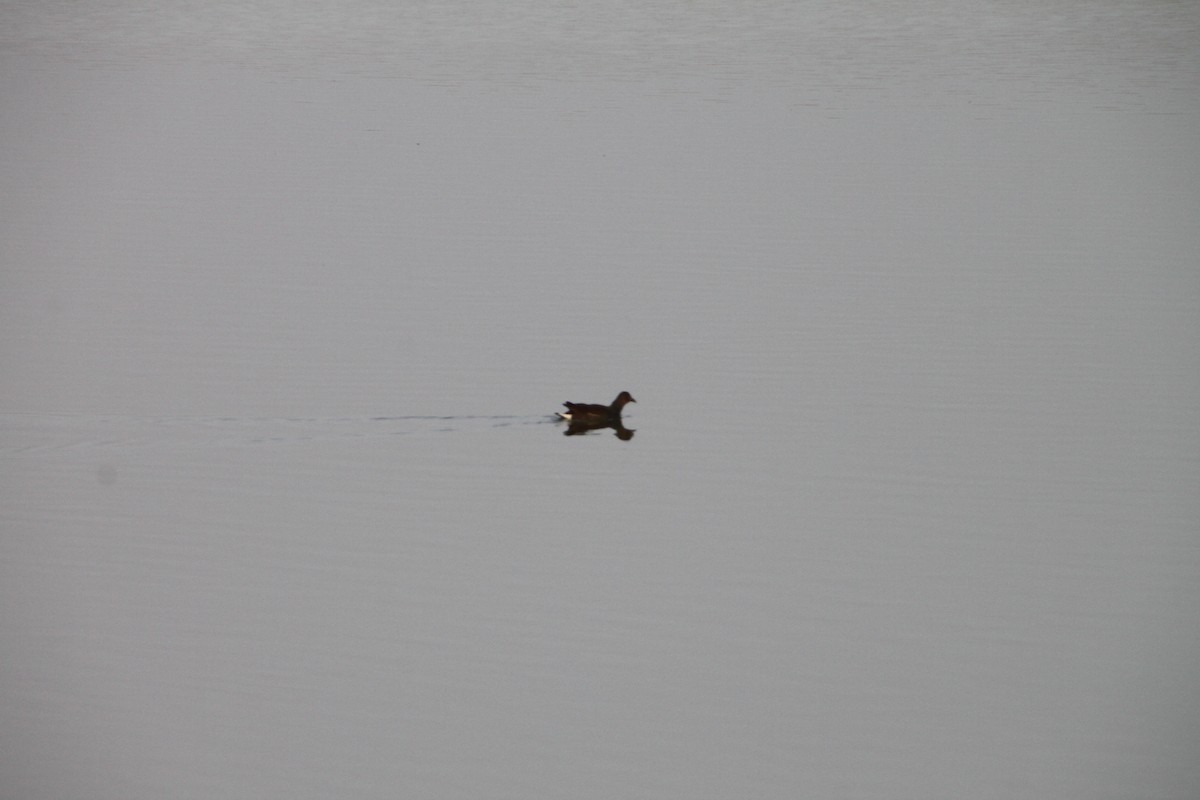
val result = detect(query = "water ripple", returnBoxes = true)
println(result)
[0,412,556,455]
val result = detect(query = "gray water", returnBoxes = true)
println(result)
[2,2,1199,798]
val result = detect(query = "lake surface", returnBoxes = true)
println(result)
[2,2,1199,798]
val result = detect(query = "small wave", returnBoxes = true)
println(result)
[0,412,555,454]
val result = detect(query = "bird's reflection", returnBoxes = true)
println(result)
[562,418,635,441]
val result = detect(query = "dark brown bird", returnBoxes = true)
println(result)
[555,391,636,423]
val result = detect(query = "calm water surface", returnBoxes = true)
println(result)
[2,2,1199,798]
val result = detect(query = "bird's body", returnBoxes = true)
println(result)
[555,391,636,422]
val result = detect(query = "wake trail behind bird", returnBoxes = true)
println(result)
[0,413,554,455]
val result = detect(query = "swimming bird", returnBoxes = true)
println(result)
[555,391,636,423]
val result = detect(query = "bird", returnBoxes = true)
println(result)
[555,391,636,423]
